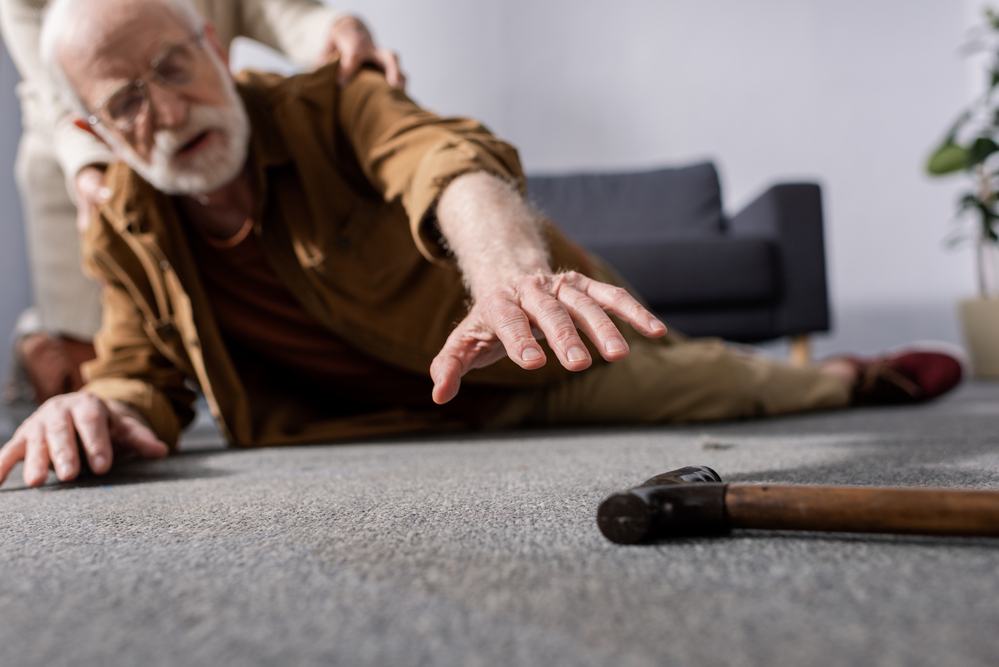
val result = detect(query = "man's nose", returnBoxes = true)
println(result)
[146,83,189,129]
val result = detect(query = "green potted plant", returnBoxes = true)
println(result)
[927,8,999,378]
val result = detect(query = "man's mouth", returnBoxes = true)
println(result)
[177,130,213,157]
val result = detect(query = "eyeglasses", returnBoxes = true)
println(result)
[87,31,206,131]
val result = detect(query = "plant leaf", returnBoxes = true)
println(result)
[927,142,969,175]
[987,7,999,30]
[960,193,981,210]
[968,137,999,167]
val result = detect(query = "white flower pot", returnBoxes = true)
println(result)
[959,298,999,379]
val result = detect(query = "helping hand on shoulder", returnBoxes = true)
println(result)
[0,393,168,488]
[74,165,110,233]
[317,15,405,88]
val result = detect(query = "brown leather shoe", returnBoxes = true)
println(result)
[849,348,963,405]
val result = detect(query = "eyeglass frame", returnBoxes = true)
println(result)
[86,30,207,130]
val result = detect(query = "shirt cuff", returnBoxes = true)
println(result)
[82,378,183,449]
[53,122,115,205]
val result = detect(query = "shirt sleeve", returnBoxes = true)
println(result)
[236,0,344,66]
[0,0,115,199]
[334,69,527,263]
[79,229,197,449]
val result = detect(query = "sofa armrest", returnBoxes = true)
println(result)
[728,183,830,335]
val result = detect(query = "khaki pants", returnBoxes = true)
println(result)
[15,131,103,339]
[487,337,850,427]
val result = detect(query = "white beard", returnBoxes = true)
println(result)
[96,51,250,196]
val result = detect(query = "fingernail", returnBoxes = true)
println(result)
[56,463,71,478]
[92,454,108,470]
[567,346,588,362]
[605,337,626,354]
[98,187,111,201]
[522,348,542,362]
[649,318,666,332]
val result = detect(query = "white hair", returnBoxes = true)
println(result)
[40,0,206,113]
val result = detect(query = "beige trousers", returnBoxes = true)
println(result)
[15,131,103,339]
[487,337,851,427]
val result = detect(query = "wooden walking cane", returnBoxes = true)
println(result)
[597,466,999,544]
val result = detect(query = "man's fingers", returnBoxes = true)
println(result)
[337,49,363,84]
[430,317,514,404]
[483,294,551,370]
[430,354,463,405]
[70,398,113,474]
[518,289,591,371]
[373,49,405,88]
[556,285,631,361]
[0,437,27,486]
[567,273,667,338]
[23,423,51,487]
[109,414,169,460]
[334,22,375,83]
[43,410,81,482]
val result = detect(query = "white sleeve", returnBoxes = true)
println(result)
[0,0,114,200]
[236,0,346,66]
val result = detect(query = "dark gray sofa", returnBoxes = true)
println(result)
[526,162,830,345]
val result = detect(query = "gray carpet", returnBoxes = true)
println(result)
[1,383,999,667]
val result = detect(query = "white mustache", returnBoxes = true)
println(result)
[92,46,250,196]
[151,105,227,158]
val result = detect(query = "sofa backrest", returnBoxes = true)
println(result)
[526,162,725,245]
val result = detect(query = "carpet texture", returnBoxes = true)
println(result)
[1,383,998,666]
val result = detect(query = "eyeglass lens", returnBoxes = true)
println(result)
[103,40,200,128]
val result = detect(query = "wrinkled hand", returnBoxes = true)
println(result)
[316,15,406,88]
[74,165,109,233]
[430,271,667,404]
[0,393,168,488]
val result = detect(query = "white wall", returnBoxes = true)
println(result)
[0,0,985,377]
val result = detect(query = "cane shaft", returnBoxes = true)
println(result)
[726,485,999,537]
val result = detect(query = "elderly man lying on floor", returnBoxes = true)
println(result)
[0,0,963,488]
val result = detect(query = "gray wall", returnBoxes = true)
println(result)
[0,41,30,383]
[0,0,985,384]
[240,0,980,356]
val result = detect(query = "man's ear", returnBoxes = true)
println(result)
[204,22,230,72]
[73,116,109,146]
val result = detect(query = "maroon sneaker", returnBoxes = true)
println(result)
[849,345,964,405]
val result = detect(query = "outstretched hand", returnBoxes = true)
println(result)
[317,15,406,88]
[0,393,168,488]
[430,271,667,404]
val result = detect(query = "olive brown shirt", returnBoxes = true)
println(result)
[79,63,610,447]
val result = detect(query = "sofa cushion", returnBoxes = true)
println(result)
[589,238,779,308]
[527,163,725,245]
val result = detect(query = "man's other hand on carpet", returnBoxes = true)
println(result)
[0,393,168,488]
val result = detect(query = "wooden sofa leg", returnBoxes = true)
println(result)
[789,334,811,368]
